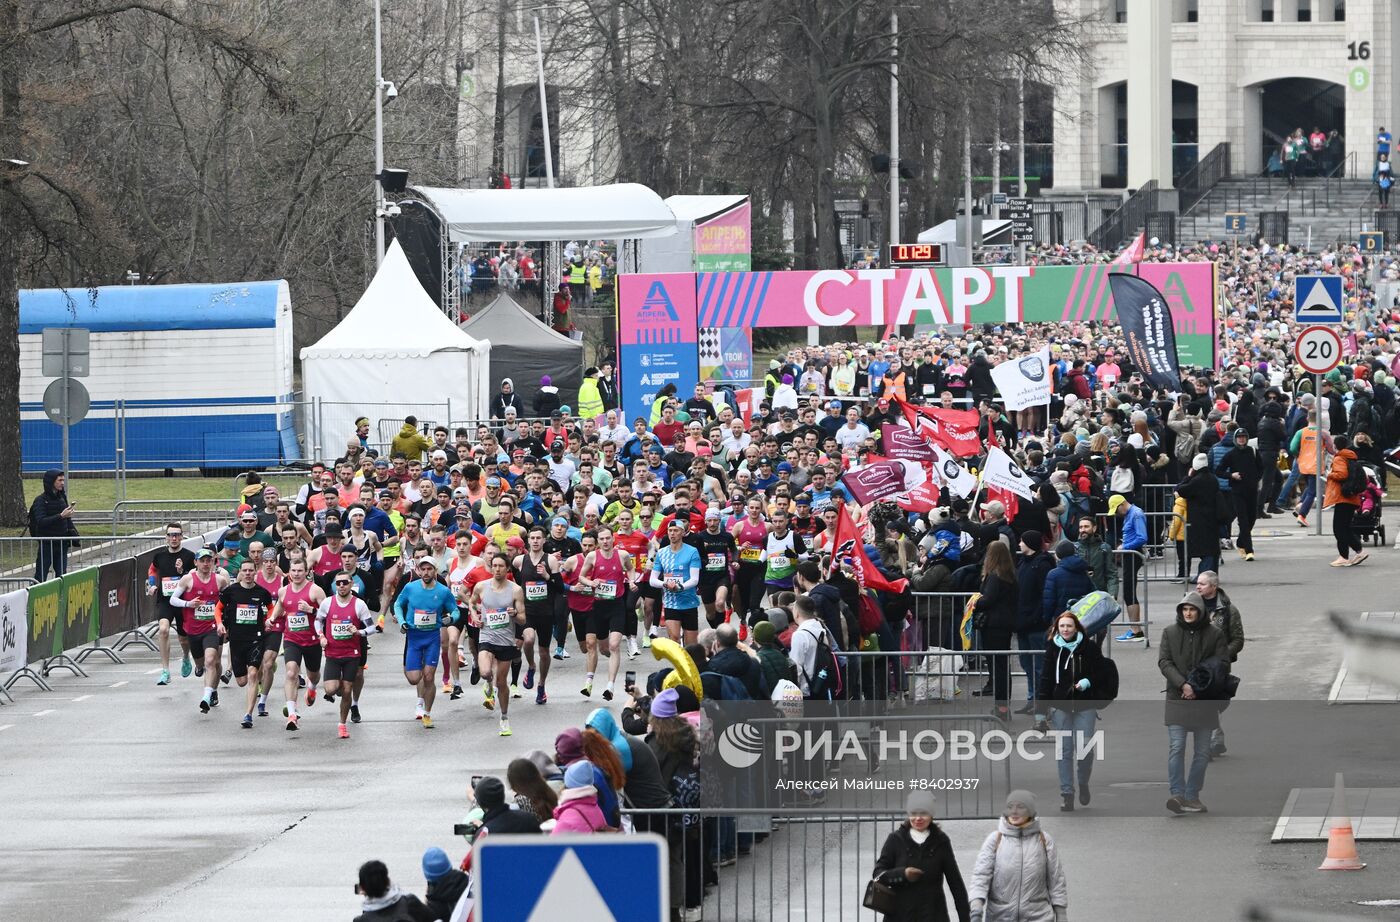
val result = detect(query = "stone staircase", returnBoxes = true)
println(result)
[1179,175,1380,247]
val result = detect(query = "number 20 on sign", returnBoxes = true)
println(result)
[1294,325,1343,374]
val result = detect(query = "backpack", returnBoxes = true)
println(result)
[855,592,884,635]
[802,626,846,701]
[1092,656,1120,707]
[1174,424,1200,467]
[1341,457,1368,497]
[1068,590,1122,637]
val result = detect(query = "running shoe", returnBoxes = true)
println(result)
[199,698,211,714]
[324,692,335,704]
[602,686,614,702]
[552,646,565,661]
[581,681,592,697]
[240,713,253,728]
[257,701,268,717]
[450,685,463,700]
[641,634,652,649]
[499,718,512,737]
[220,669,231,686]
[286,715,298,731]
[350,704,361,724]
[420,714,434,729]
[195,664,204,678]
[738,622,748,642]
[442,681,453,695]
[627,637,640,658]
[523,668,535,690]
[1115,631,1146,642]
[470,666,481,685]
[536,686,548,705]
[483,688,494,710]
[305,687,316,707]
[415,703,425,721]
[559,648,572,659]
[298,674,307,688]
[510,684,522,699]
[180,655,192,678]
[210,690,219,708]
[338,723,350,740]
[157,669,170,686]
[376,614,385,630]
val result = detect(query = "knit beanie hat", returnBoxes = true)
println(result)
[564,760,595,789]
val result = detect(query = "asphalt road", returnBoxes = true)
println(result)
[2,527,1398,921]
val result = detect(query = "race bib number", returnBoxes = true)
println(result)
[595,580,618,600]
[484,607,511,629]
[356,558,370,572]
[768,554,789,570]
[922,383,935,395]
[330,621,355,640]
[194,603,217,622]
[234,605,259,625]
[287,613,310,632]
[706,553,727,571]
[161,577,179,597]
[413,608,438,628]
[525,581,547,601]
[740,547,762,562]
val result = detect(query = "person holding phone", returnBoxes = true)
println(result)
[29,469,79,581]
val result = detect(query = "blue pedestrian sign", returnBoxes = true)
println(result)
[1224,212,1246,235]
[475,833,668,922]
[1294,275,1344,325]
[1360,231,1384,254]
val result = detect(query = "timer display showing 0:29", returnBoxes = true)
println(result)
[888,243,945,267]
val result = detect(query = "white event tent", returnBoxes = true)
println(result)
[300,239,491,453]
[409,183,680,241]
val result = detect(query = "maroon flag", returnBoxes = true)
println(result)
[829,503,909,594]
[839,459,920,507]
[881,424,935,461]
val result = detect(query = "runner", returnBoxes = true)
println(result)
[144,522,196,685]
[445,538,485,699]
[577,524,631,701]
[307,526,348,582]
[392,554,457,729]
[513,526,561,704]
[763,510,806,599]
[168,548,230,713]
[315,571,377,739]
[693,507,738,630]
[730,496,771,626]
[470,554,527,736]
[611,508,652,657]
[561,531,597,678]
[219,560,274,728]
[651,519,703,646]
[253,549,285,718]
[269,559,327,731]
[543,515,582,659]
[632,493,665,646]
[344,505,384,610]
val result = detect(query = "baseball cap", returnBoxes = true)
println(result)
[452,486,469,499]
[415,556,439,570]
[195,548,214,559]
[377,488,392,498]
[485,476,502,488]
[1107,495,1128,515]
[759,456,773,467]
[551,410,563,419]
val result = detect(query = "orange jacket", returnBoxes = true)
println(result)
[1323,448,1360,508]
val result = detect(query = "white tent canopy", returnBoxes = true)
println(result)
[917,218,1013,244]
[300,240,491,453]
[408,184,679,242]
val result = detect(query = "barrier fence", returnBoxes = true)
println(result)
[0,525,228,701]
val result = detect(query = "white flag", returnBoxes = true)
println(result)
[931,446,979,499]
[989,346,1053,411]
[980,445,1037,500]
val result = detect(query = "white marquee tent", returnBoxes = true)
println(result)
[408,184,680,242]
[300,240,491,453]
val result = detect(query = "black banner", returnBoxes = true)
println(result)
[1108,272,1183,389]
[98,557,137,638]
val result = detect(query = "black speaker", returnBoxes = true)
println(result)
[377,168,409,194]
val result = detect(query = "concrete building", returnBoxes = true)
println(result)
[1052,0,1398,191]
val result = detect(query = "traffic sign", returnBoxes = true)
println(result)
[1360,231,1384,254]
[43,377,89,426]
[1294,275,1345,325]
[992,192,1008,205]
[1294,325,1343,374]
[1224,213,1246,235]
[475,833,668,922]
[41,327,89,377]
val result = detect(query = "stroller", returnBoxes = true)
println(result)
[1352,463,1387,546]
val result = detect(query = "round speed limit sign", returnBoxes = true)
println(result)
[1294,325,1343,374]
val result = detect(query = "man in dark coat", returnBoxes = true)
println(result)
[29,469,78,581]
[705,623,764,699]
[1013,531,1055,719]
[1174,456,1222,578]
[475,776,542,834]
[1158,591,1229,815]
[1215,428,1262,561]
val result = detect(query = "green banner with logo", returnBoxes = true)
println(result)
[61,566,100,647]
[27,578,64,662]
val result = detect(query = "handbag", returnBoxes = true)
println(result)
[863,878,899,915]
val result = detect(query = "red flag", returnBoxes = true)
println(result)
[897,399,983,458]
[985,485,1020,522]
[1111,231,1145,266]
[829,502,908,594]
[896,478,940,514]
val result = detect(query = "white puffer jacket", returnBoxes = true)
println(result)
[968,818,1068,922]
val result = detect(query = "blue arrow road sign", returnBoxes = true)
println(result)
[1294,275,1344,325]
[476,833,668,922]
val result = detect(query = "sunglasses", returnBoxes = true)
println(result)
[334,579,352,586]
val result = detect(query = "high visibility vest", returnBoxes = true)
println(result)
[578,379,603,420]
[569,263,586,285]
[1298,427,1324,475]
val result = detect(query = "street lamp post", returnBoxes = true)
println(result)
[889,10,899,249]
[373,0,386,266]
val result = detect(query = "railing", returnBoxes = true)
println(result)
[1177,142,1230,212]
[1088,179,1158,250]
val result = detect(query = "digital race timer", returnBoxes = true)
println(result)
[887,243,944,267]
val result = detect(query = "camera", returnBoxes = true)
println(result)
[381,80,398,101]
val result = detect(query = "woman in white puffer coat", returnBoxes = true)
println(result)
[968,790,1069,922]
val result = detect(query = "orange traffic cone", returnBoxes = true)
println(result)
[1319,772,1366,871]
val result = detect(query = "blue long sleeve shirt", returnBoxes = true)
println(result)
[1119,505,1148,552]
